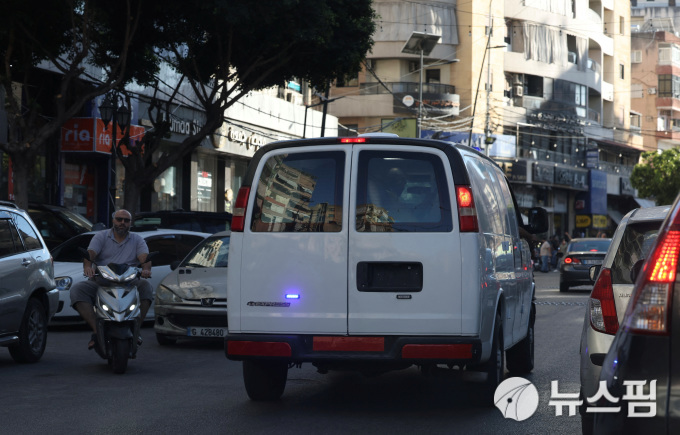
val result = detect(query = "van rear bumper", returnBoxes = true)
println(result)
[225,334,483,365]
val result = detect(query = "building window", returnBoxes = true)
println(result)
[426,69,441,84]
[337,73,359,87]
[658,74,680,98]
[630,113,641,131]
[619,64,624,79]
[620,16,625,35]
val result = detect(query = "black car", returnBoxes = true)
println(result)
[133,210,231,234]
[592,192,680,434]
[559,238,612,292]
[0,201,98,250]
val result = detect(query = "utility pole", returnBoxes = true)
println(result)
[485,15,493,156]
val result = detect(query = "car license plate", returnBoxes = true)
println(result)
[187,327,227,338]
[582,260,602,265]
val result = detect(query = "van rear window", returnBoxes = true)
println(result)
[251,151,345,232]
[356,151,452,232]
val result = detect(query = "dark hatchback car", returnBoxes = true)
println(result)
[0,201,97,250]
[133,210,231,234]
[592,192,680,434]
[559,238,612,292]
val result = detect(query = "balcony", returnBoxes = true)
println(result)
[360,82,455,95]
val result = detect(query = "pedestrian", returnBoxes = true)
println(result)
[540,238,552,273]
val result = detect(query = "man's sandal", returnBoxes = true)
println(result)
[88,333,98,350]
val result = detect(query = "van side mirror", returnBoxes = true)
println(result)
[526,207,549,234]
[630,259,645,283]
[589,265,601,283]
[170,260,181,271]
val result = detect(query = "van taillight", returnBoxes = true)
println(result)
[231,186,251,232]
[589,268,618,335]
[455,185,478,232]
[340,137,366,143]
[623,205,680,335]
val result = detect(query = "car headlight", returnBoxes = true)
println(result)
[156,285,182,303]
[55,276,73,291]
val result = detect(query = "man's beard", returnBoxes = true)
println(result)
[114,225,129,237]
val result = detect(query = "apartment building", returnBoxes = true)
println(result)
[325,0,646,237]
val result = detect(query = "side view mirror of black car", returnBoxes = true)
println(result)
[630,259,645,283]
[589,265,601,283]
[526,207,549,234]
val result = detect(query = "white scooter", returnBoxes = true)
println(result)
[80,248,156,374]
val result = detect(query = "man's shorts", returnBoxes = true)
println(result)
[70,277,153,308]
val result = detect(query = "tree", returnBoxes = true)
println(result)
[117,0,376,213]
[0,0,161,209]
[630,148,680,206]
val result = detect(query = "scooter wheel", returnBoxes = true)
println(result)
[111,338,130,374]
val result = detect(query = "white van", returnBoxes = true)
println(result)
[225,135,547,402]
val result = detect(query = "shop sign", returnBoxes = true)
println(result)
[393,93,460,117]
[61,117,145,154]
[620,177,635,196]
[592,215,608,229]
[586,150,598,168]
[502,160,527,182]
[226,126,266,151]
[554,168,574,186]
[169,117,203,136]
[533,163,554,184]
[572,171,588,190]
[575,215,591,228]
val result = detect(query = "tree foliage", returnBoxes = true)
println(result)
[0,0,376,213]
[630,148,680,206]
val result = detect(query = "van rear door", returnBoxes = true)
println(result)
[348,146,463,335]
[237,146,350,334]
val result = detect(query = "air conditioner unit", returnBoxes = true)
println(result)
[648,87,657,95]
[632,51,642,63]
[513,84,524,97]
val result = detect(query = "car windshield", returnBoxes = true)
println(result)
[568,240,611,252]
[610,222,661,284]
[180,235,230,268]
[52,234,94,262]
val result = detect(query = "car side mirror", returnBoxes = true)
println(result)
[589,265,601,283]
[526,207,549,234]
[92,222,106,231]
[630,259,645,283]
[170,260,181,271]
[143,251,159,264]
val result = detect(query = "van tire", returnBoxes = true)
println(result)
[243,360,288,401]
[482,314,504,405]
[506,303,535,374]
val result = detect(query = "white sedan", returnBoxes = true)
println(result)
[50,228,210,324]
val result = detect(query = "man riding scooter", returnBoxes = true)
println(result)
[69,209,153,350]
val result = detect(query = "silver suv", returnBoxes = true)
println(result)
[0,205,58,363]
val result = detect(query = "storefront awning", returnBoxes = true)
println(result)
[607,207,624,225]
[633,197,656,208]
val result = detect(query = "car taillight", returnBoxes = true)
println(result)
[455,185,478,232]
[589,268,618,335]
[564,257,581,264]
[231,186,251,232]
[623,209,680,335]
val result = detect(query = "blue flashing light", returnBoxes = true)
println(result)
[285,294,300,299]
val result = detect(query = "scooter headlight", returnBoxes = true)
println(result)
[123,273,137,282]
[99,269,116,281]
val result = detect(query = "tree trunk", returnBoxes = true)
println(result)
[9,152,35,210]
[123,178,141,219]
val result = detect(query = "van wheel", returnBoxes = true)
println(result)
[243,360,288,401]
[506,303,535,374]
[482,314,504,405]
[9,298,47,363]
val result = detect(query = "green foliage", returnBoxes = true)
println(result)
[630,148,680,205]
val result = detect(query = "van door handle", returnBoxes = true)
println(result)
[21,258,33,267]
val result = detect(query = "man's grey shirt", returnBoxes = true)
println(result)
[87,229,149,267]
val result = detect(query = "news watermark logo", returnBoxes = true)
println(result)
[494,378,658,420]
[494,377,539,421]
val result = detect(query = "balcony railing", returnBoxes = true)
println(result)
[360,82,455,95]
